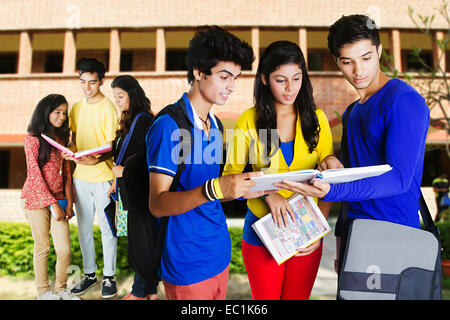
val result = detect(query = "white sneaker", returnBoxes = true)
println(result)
[58,289,82,300]
[37,290,61,300]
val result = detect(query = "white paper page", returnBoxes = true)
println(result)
[319,165,392,184]
[249,170,318,192]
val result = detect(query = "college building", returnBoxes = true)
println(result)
[0,0,448,194]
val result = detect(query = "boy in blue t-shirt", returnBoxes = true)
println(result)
[275,15,430,270]
[146,26,268,300]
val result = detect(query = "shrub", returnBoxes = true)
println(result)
[229,227,245,274]
[0,222,246,277]
[0,222,34,277]
[437,221,450,260]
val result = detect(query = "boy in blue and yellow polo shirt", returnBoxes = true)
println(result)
[145,26,266,300]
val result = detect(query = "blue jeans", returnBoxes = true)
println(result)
[131,273,159,298]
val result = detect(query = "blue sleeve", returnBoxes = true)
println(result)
[324,92,430,201]
[145,114,179,177]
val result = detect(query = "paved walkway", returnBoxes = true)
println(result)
[310,217,338,298]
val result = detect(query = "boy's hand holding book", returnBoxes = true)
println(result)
[72,154,100,165]
[218,171,275,200]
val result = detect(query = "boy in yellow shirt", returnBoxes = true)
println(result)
[65,58,118,298]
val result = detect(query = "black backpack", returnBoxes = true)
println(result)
[123,97,224,282]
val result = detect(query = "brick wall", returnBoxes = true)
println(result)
[0,189,26,222]
[0,72,358,136]
[1,71,441,137]
[0,0,447,30]
[0,71,445,189]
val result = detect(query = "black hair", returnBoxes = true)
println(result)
[185,25,254,84]
[27,94,70,169]
[327,14,380,58]
[111,75,153,137]
[77,57,106,80]
[254,40,319,155]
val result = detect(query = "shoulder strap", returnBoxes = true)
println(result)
[152,98,193,192]
[420,193,440,237]
[216,116,224,134]
[153,97,194,127]
[111,112,153,201]
[151,98,224,192]
[340,101,358,168]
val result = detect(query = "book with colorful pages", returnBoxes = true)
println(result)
[252,194,331,265]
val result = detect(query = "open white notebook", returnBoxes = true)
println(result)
[249,164,392,193]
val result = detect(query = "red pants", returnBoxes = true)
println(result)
[242,240,322,300]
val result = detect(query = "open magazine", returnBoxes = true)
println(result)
[41,133,112,159]
[252,194,331,265]
[249,164,392,192]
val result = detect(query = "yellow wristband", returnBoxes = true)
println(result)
[212,178,224,199]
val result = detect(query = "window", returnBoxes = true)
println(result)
[400,32,433,72]
[447,50,450,72]
[76,50,110,72]
[76,31,110,72]
[0,54,17,74]
[166,49,187,71]
[0,33,19,74]
[404,50,433,72]
[307,50,339,71]
[308,52,323,71]
[44,53,63,73]
[120,51,133,72]
[120,31,156,71]
[0,150,9,188]
[31,33,64,73]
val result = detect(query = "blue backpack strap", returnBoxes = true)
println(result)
[151,98,225,192]
[116,112,153,166]
[151,98,192,192]
[111,112,153,201]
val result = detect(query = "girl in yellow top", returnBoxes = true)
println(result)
[223,41,334,300]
